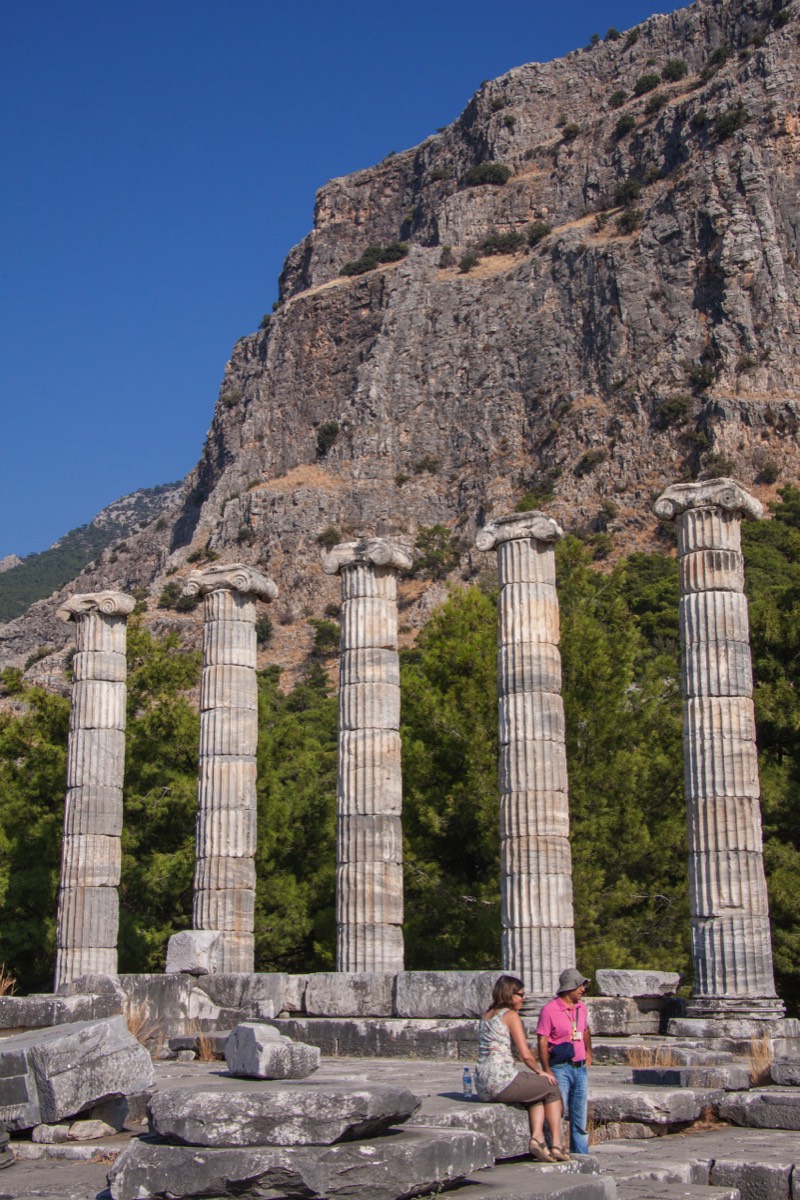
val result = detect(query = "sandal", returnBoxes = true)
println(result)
[549,1146,571,1162]
[529,1137,556,1163]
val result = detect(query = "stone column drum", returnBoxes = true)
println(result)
[323,537,413,973]
[476,512,575,997]
[185,564,277,975]
[54,591,135,990]
[654,479,783,1018]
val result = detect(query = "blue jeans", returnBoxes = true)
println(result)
[551,1062,589,1154]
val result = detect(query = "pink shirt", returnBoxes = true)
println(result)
[536,997,589,1063]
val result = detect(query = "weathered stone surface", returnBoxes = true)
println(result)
[193,972,291,1018]
[109,1127,492,1200]
[393,971,500,1019]
[718,1090,800,1130]
[589,1083,718,1127]
[304,971,395,1017]
[584,996,667,1036]
[0,992,122,1032]
[164,930,221,976]
[0,1016,154,1132]
[414,1096,530,1159]
[631,1066,751,1090]
[117,974,196,1031]
[67,1118,117,1140]
[223,1022,320,1079]
[711,1157,794,1200]
[265,1016,479,1058]
[616,1186,740,1200]
[31,1123,70,1143]
[147,1080,420,1146]
[770,1059,800,1086]
[595,971,680,998]
[668,1017,800,1041]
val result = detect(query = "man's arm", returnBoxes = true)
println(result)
[537,1033,551,1072]
[584,1023,593,1066]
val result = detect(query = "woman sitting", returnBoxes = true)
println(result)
[474,974,568,1163]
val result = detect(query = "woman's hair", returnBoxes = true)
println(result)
[489,974,525,1010]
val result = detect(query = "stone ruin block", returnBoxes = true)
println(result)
[303,971,394,1017]
[718,1090,800,1130]
[193,972,290,1019]
[224,1022,320,1079]
[770,1058,800,1086]
[109,1127,493,1200]
[117,974,195,1034]
[0,990,122,1033]
[393,970,500,1018]
[0,1016,154,1131]
[595,969,680,997]
[147,1080,420,1146]
[585,996,667,1036]
[164,930,222,976]
[631,1065,751,1090]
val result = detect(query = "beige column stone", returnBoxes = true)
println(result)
[54,591,135,991]
[323,537,413,972]
[476,512,575,997]
[175,564,277,976]
[654,479,783,1018]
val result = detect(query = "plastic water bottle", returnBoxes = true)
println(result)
[462,1067,473,1098]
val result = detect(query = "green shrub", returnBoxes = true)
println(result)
[316,526,342,551]
[341,243,409,276]
[459,253,480,273]
[715,102,748,140]
[773,7,792,27]
[589,32,601,46]
[24,646,53,672]
[702,45,732,77]
[502,113,516,129]
[644,92,667,115]
[411,525,464,580]
[482,229,526,255]
[655,394,693,428]
[258,314,271,331]
[237,525,256,545]
[255,615,273,645]
[316,421,340,456]
[175,592,201,613]
[490,96,507,111]
[464,162,512,186]
[562,123,581,141]
[609,89,627,109]
[737,354,757,372]
[186,548,205,564]
[414,455,440,474]
[324,603,342,618]
[527,220,552,247]
[661,58,688,81]
[690,108,708,130]
[689,362,716,390]
[614,112,636,138]
[438,245,455,267]
[158,582,185,611]
[575,448,608,476]
[429,166,449,182]
[702,453,736,477]
[757,459,780,484]
[634,73,661,96]
[615,178,642,206]
[605,26,621,40]
[625,26,640,47]
[617,207,643,234]
[309,618,340,656]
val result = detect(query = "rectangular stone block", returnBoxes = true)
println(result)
[499,791,570,839]
[682,640,753,699]
[56,886,119,950]
[340,647,399,687]
[265,1017,479,1058]
[499,691,565,744]
[200,664,257,712]
[69,680,126,732]
[498,582,559,644]
[62,786,123,838]
[498,642,562,696]
[117,974,196,1028]
[59,834,121,888]
[194,856,256,892]
[339,681,400,730]
[500,739,568,794]
[337,813,403,864]
[195,802,257,858]
[718,1091,800,1130]
[304,972,395,1017]
[501,869,574,928]
[680,549,744,595]
[337,922,404,973]
[224,1024,320,1080]
[75,616,127,656]
[337,860,404,926]
[340,597,397,649]
[0,992,123,1032]
[165,930,222,976]
[66,728,125,789]
[199,708,258,757]
[585,996,667,1036]
[393,971,500,1019]
[632,1065,751,1090]
[194,973,290,1016]
[202,619,256,667]
[337,729,402,815]
[595,970,680,997]
[193,887,254,932]
[71,650,126,683]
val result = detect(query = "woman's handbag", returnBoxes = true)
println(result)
[548,1041,575,1064]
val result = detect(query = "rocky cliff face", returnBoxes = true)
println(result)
[2,0,799,674]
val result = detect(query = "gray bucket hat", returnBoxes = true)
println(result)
[557,968,590,993]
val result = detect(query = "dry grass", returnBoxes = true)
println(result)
[625,1043,681,1068]
[684,1104,729,1133]
[196,1031,220,1062]
[126,1002,165,1060]
[747,1035,773,1086]
[0,962,18,996]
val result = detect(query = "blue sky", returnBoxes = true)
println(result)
[2,0,685,559]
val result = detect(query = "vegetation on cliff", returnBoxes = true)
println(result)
[1,496,798,1012]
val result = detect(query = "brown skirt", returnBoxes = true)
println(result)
[493,1068,560,1106]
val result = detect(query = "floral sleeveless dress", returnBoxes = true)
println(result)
[474,1008,518,1100]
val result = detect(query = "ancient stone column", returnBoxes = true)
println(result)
[476,512,575,997]
[654,479,783,1018]
[54,591,135,991]
[184,564,277,975]
[323,537,413,973]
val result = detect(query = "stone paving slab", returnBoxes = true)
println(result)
[631,1067,751,1091]
[431,1160,616,1200]
[717,1089,800,1130]
[615,1185,740,1200]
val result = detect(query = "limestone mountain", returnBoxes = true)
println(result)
[2,0,799,673]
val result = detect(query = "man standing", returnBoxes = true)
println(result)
[536,969,592,1154]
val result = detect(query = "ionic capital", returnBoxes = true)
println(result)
[654,479,763,523]
[57,592,136,623]
[323,537,413,576]
[476,511,563,552]
[183,564,278,601]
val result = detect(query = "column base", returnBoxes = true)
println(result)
[685,994,786,1020]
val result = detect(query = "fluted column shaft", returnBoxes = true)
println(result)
[477,512,575,996]
[54,591,135,990]
[655,479,783,1018]
[324,537,412,972]
[188,564,277,974]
